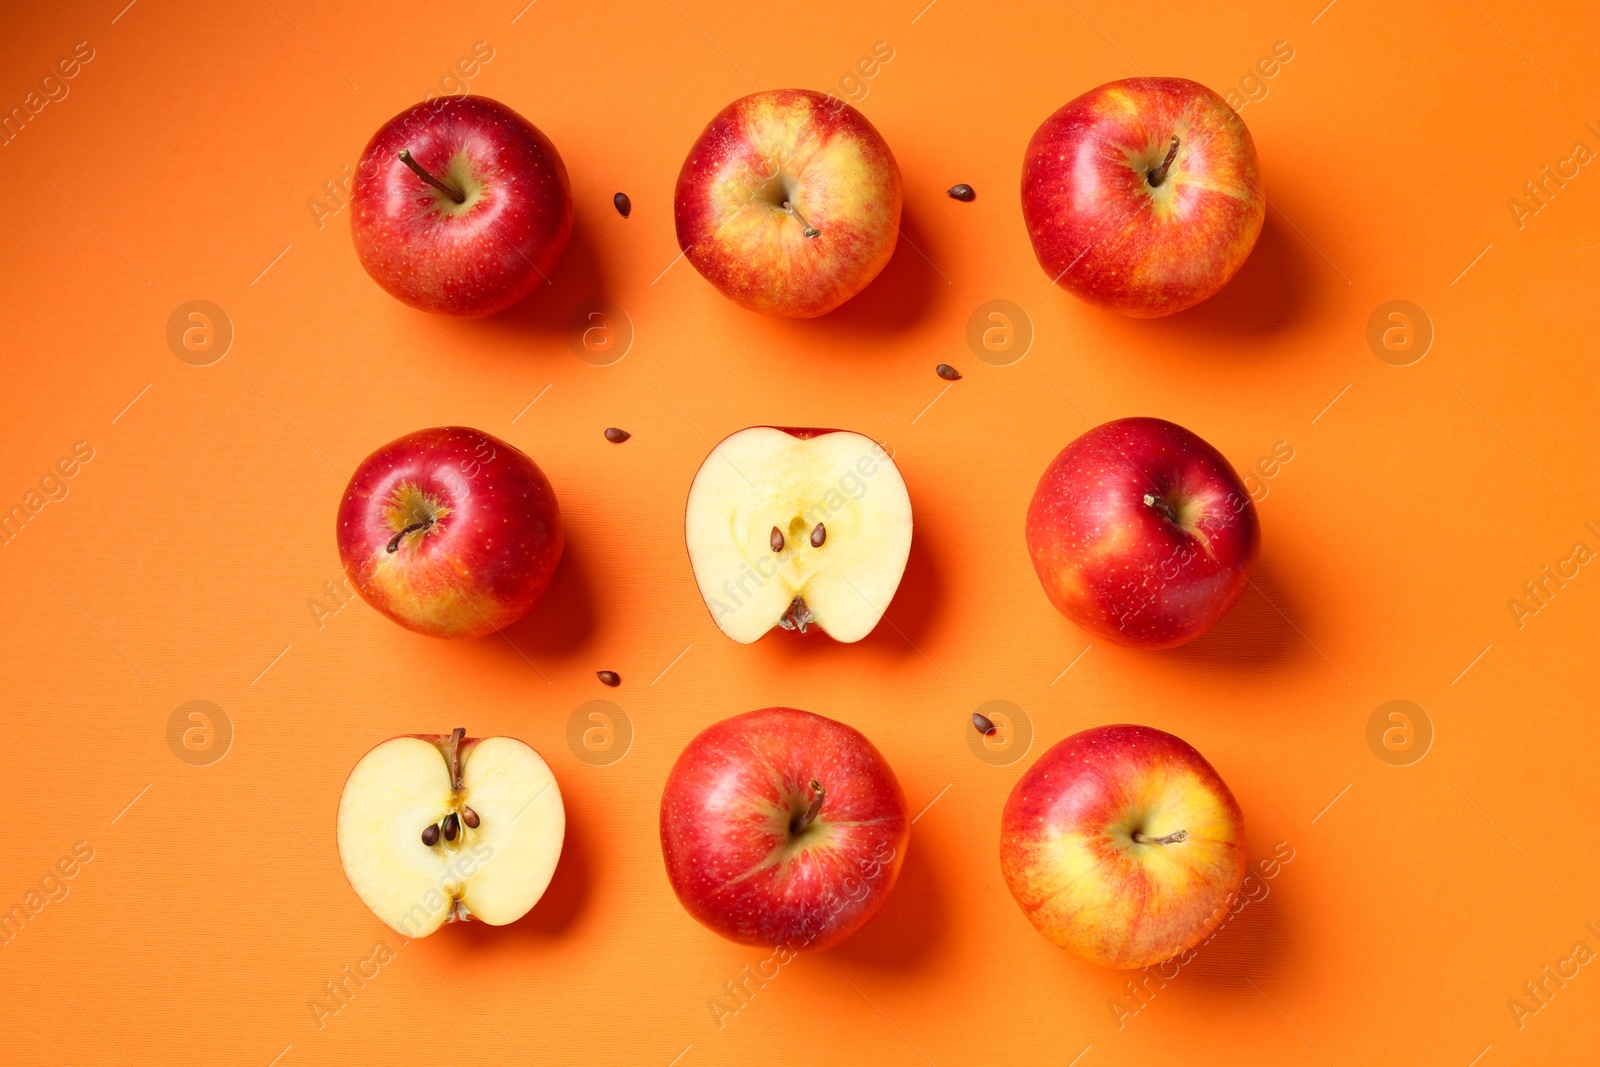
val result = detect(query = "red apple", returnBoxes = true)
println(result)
[660,708,909,950]
[1021,77,1264,317]
[674,89,902,317]
[1000,723,1247,969]
[336,426,562,639]
[350,96,572,317]
[1026,417,1259,648]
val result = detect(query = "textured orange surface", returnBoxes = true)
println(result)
[2,2,1598,1065]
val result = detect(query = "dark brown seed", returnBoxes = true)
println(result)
[947,184,976,202]
[461,807,480,829]
[421,823,440,846]
[936,363,962,381]
[613,192,632,218]
[972,712,997,736]
[770,526,785,553]
[604,427,631,443]
[442,812,461,842]
[597,670,621,687]
[810,523,826,548]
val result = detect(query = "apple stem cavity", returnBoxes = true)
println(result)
[1131,829,1188,846]
[791,779,826,835]
[398,148,466,204]
[1146,136,1181,188]
[781,200,821,239]
[386,517,435,553]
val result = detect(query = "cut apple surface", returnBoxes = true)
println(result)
[685,426,912,643]
[336,729,564,937]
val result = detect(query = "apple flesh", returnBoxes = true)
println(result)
[1026,416,1259,648]
[337,728,564,937]
[660,707,908,950]
[1000,724,1246,969]
[336,426,563,639]
[1021,77,1264,317]
[674,89,902,317]
[351,95,572,317]
[685,426,912,643]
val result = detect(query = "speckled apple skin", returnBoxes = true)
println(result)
[674,89,902,318]
[336,426,563,639]
[1000,724,1247,969]
[660,708,909,950]
[351,96,572,317]
[1025,417,1259,648]
[1021,77,1264,317]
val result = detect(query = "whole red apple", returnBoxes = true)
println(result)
[660,707,909,950]
[1021,77,1264,317]
[674,89,902,317]
[336,426,562,639]
[1026,417,1259,648]
[1000,723,1247,969]
[350,96,572,317]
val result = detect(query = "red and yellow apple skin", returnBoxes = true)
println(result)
[659,708,909,951]
[1000,724,1247,969]
[351,96,572,317]
[1021,77,1264,317]
[674,89,903,318]
[336,427,562,639]
[1026,417,1259,649]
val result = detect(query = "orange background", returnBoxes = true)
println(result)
[3,1,1599,1064]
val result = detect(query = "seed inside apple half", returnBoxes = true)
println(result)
[685,427,912,643]
[336,730,564,937]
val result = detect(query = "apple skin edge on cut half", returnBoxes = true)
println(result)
[336,729,565,937]
[685,426,912,643]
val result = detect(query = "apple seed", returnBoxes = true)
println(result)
[461,806,480,829]
[604,427,631,443]
[946,184,976,201]
[936,363,962,381]
[810,523,826,548]
[613,192,632,218]
[972,712,997,735]
[597,670,621,687]
[421,823,441,847]
[442,812,461,842]
[770,526,785,553]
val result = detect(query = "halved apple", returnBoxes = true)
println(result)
[685,426,912,643]
[336,728,564,937]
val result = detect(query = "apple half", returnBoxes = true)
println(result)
[685,426,912,643]
[336,729,564,937]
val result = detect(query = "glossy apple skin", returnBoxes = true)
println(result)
[675,89,902,317]
[1021,77,1264,317]
[351,96,572,317]
[336,427,562,639]
[1000,724,1247,969]
[660,708,909,950]
[1026,417,1259,648]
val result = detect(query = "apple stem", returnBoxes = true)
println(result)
[791,779,825,834]
[1146,136,1181,188]
[781,200,821,239]
[1132,829,1188,845]
[386,517,435,553]
[398,149,466,204]
[1142,492,1179,526]
[448,727,465,791]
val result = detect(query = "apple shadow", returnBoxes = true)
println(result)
[1166,875,1293,991]
[460,204,611,343]
[820,834,947,972]
[1134,212,1311,345]
[1163,559,1305,673]
[766,207,945,343]
[451,795,593,947]
[474,533,598,673]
